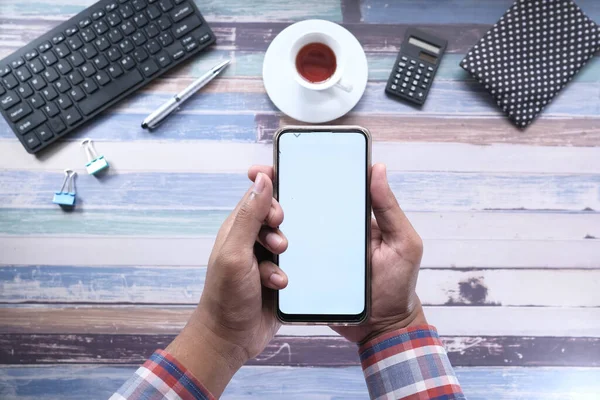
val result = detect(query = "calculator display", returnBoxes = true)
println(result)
[408,37,441,54]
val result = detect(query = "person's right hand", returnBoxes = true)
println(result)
[248,163,426,345]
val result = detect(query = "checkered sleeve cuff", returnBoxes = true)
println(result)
[109,349,215,400]
[359,325,465,400]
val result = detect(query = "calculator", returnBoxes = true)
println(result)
[385,28,448,105]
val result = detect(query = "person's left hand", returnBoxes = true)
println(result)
[166,171,289,397]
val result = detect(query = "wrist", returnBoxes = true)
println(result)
[359,299,428,346]
[166,312,247,398]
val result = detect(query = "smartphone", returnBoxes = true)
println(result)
[273,126,371,325]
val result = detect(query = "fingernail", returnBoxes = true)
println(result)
[266,231,283,249]
[270,273,285,286]
[253,172,265,194]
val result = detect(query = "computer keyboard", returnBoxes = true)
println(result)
[0,0,215,154]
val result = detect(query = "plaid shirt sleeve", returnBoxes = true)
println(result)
[109,349,215,400]
[359,324,466,400]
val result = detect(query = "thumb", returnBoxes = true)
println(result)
[222,172,273,252]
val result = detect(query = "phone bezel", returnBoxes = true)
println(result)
[273,125,371,325]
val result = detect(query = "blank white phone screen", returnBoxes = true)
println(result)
[278,131,367,315]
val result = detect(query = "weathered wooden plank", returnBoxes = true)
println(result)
[1,237,598,269]
[1,365,600,400]
[0,306,598,336]
[0,0,343,22]
[2,170,599,210]
[0,334,598,367]
[4,141,600,174]
[360,0,600,24]
[1,266,598,307]
[1,209,598,240]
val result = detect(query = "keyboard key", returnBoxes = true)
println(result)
[184,39,198,52]
[106,2,119,12]
[0,65,11,77]
[132,31,147,46]
[174,0,185,3]
[94,70,111,86]
[38,42,52,53]
[167,42,185,59]
[159,0,173,12]
[93,21,109,35]
[107,12,122,27]
[109,28,124,43]
[79,17,92,28]
[10,58,25,69]
[41,51,58,66]
[29,59,45,74]
[146,40,161,54]
[120,55,136,70]
[155,51,171,67]
[107,47,122,62]
[119,4,134,19]
[24,49,39,61]
[93,54,109,69]
[41,86,59,101]
[16,110,47,134]
[95,37,111,51]
[133,48,149,62]
[158,32,173,46]
[56,60,73,75]
[36,123,54,141]
[29,93,45,109]
[157,16,172,30]
[3,74,18,89]
[68,36,84,50]
[69,86,86,101]
[17,83,34,98]
[31,77,46,90]
[15,66,32,82]
[63,107,82,125]
[92,10,106,20]
[82,79,99,94]
[173,15,201,39]
[108,63,124,78]
[145,23,160,38]
[81,63,96,77]
[78,69,143,115]
[43,102,60,117]
[68,70,84,85]
[119,39,135,53]
[120,21,136,35]
[82,44,99,59]
[43,67,59,82]
[0,85,4,96]
[171,3,193,22]
[134,12,149,28]
[23,132,41,149]
[7,102,32,122]
[140,59,159,77]
[55,43,71,58]
[65,26,79,36]
[132,0,147,10]
[81,28,96,43]
[147,5,161,20]
[55,78,71,93]
[52,33,66,44]
[1,91,20,110]
[49,116,66,134]
[68,52,86,67]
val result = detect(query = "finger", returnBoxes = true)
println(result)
[222,172,273,252]
[370,163,417,244]
[265,198,284,228]
[258,260,288,290]
[248,165,274,181]
[257,226,288,254]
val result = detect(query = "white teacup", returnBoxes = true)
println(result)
[289,32,353,93]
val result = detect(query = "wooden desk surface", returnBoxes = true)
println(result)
[1,0,599,398]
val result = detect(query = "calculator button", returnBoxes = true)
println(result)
[398,62,406,68]
[428,66,434,72]
[425,73,431,78]
[417,69,423,74]
[424,78,429,84]
[415,75,421,80]
[408,91,414,97]
[412,80,418,86]
[401,56,408,61]
[408,66,415,71]
[393,79,398,84]
[421,84,427,89]
[406,71,412,77]
[410,85,416,91]
[395,74,400,79]
[401,82,407,88]
[410,60,416,65]
[417,92,425,99]
[419,63,425,68]
[403,77,409,82]
[391,84,397,90]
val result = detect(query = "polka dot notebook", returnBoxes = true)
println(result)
[460,0,600,127]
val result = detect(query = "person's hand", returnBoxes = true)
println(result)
[246,163,426,345]
[166,172,289,397]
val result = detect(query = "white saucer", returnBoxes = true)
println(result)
[263,20,368,123]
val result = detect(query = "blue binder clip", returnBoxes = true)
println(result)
[53,169,76,207]
[82,138,109,175]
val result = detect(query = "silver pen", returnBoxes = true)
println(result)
[141,59,231,129]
